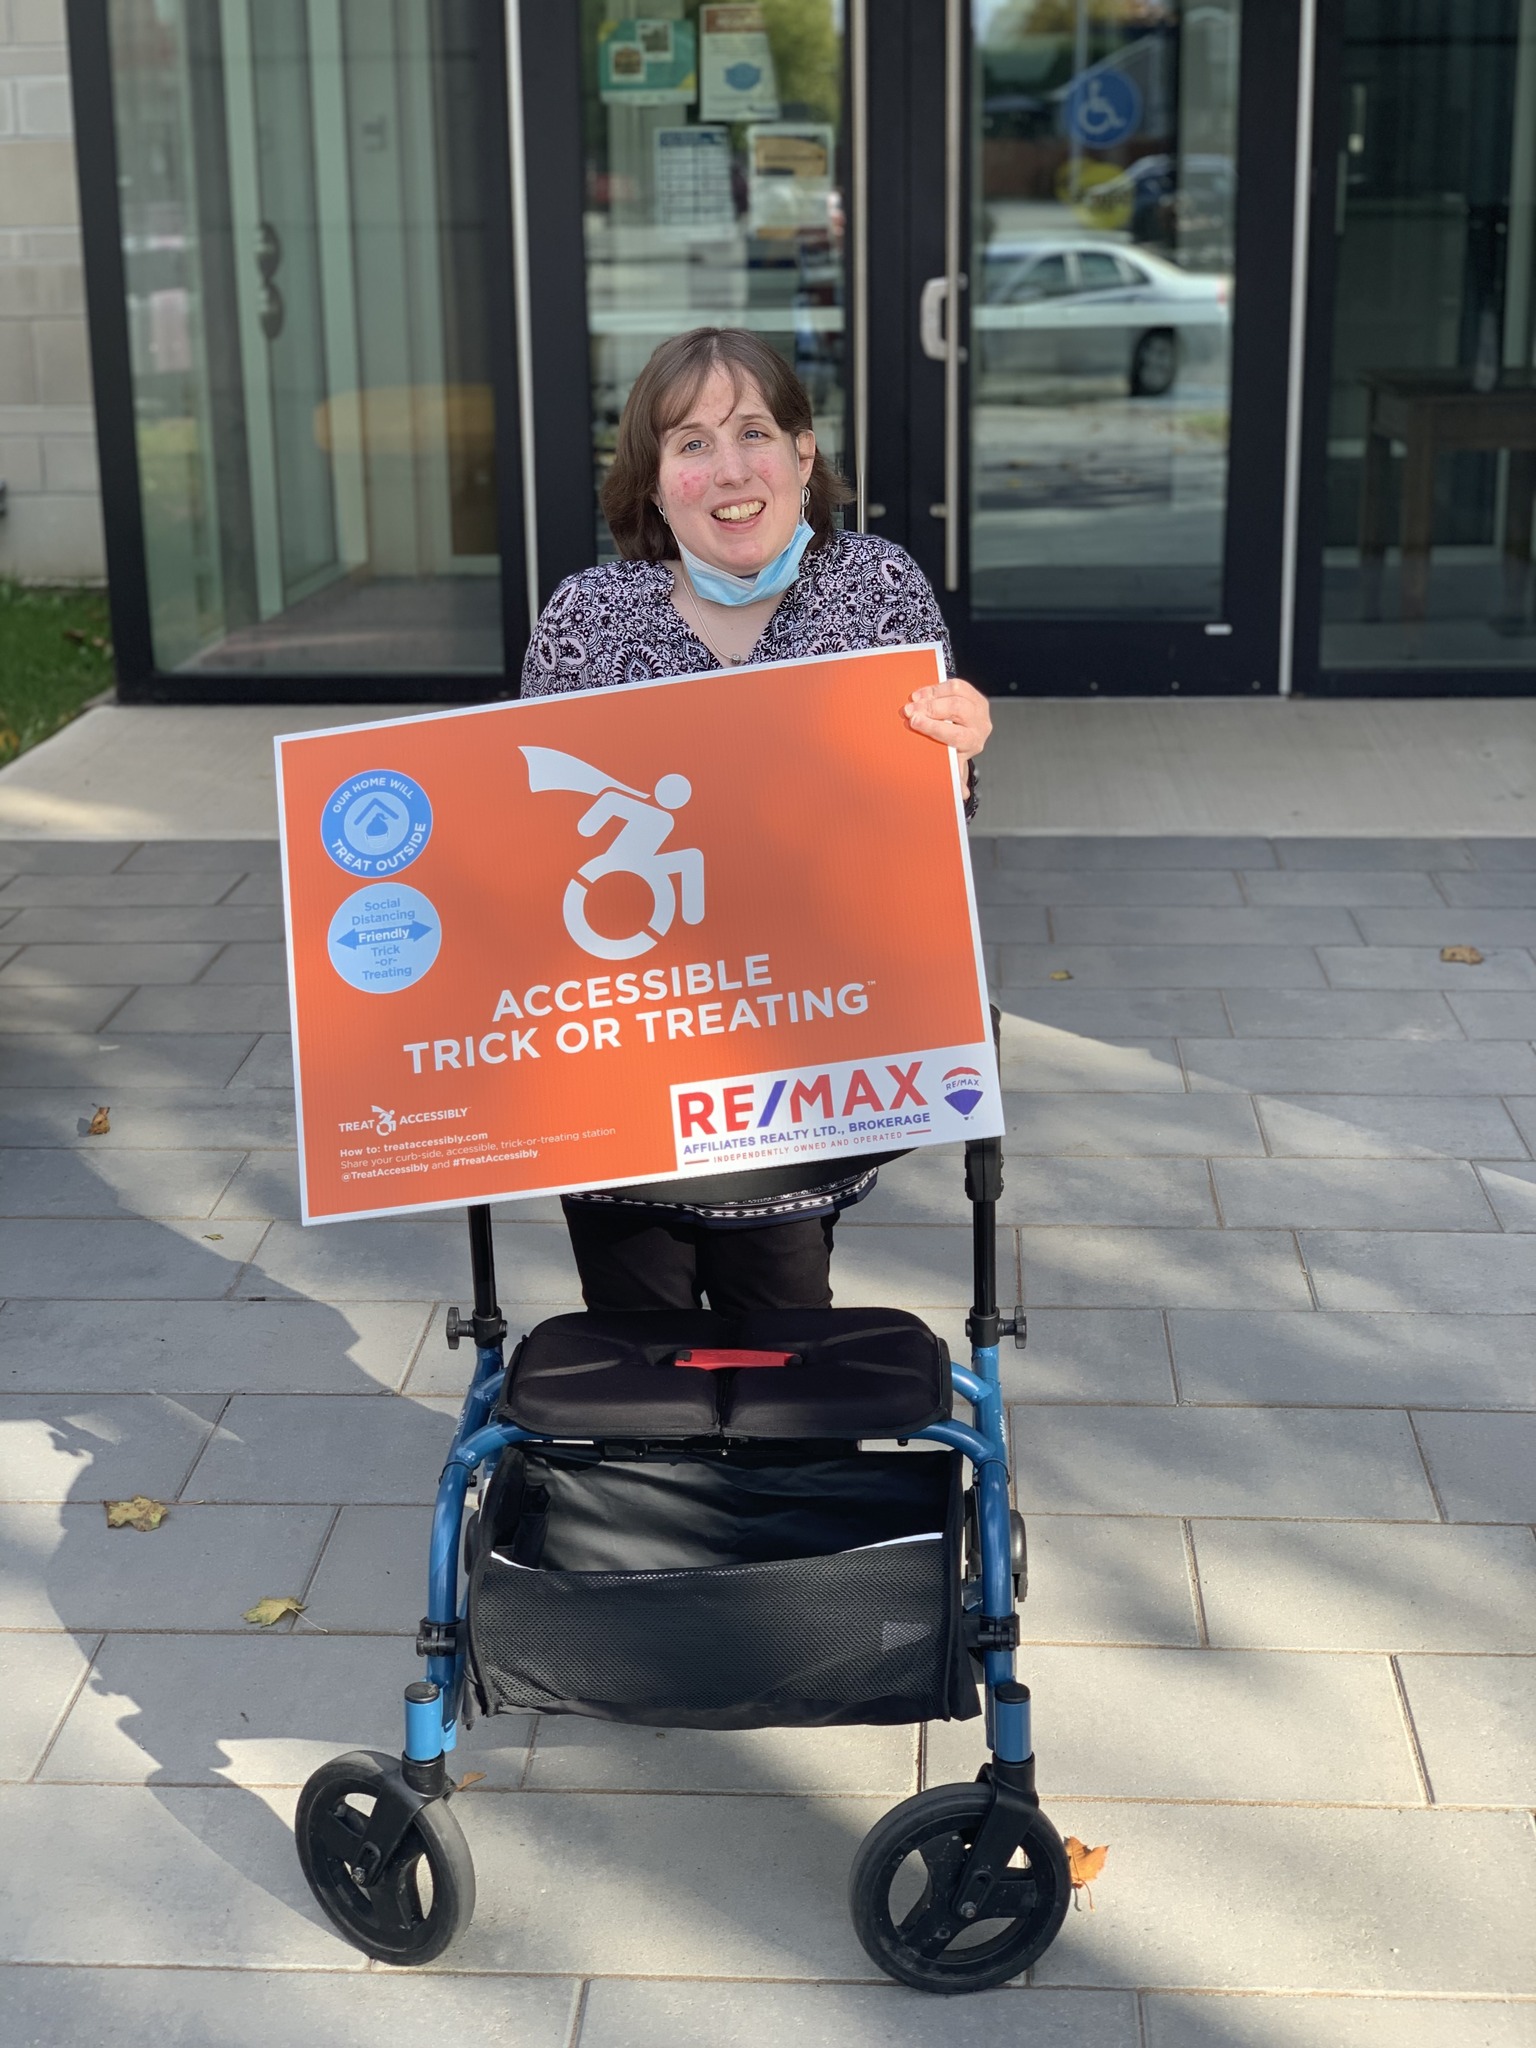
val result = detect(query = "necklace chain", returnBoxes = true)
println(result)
[675,563,750,667]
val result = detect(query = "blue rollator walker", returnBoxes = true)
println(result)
[294,1126,1070,1993]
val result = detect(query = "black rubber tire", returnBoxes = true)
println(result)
[849,1781,1069,1993]
[1130,328,1177,397]
[296,1749,475,1965]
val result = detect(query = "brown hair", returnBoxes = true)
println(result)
[600,327,852,562]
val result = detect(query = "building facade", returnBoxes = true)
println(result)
[46,0,1536,701]
[0,0,104,583]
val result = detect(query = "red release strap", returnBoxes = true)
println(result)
[673,1348,797,1371]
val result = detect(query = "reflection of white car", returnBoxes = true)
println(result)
[975,239,1229,397]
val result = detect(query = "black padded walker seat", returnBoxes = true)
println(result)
[498,1308,952,1441]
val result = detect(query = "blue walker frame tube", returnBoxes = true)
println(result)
[413,1205,526,1754]
[959,1128,1033,1766]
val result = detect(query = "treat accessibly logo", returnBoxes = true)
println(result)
[523,746,705,961]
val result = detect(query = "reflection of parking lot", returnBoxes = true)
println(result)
[970,388,1230,613]
[974,387,1229,513]
[978,385,1236,497]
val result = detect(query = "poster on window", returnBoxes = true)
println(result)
[598,18,698,106]
[275,647,1000,1224]
[747,123,835,233]
[700,3,781,122]
[654,126,736,231]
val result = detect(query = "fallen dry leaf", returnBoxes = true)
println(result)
[202,1232,223,1241]
[1440,945,1484,965]
[87,1106,111,1135]
[1065,1835,1109,1910]
[1049,969,1073,981]
[105,1496,167,1532]
[242,1595,305,1627]
[455,1771,486,1792]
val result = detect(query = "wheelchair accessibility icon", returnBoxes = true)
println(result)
[1065,69,1141,149]
[522,745,705,961]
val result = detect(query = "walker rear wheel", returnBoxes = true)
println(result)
[296,1749,474,1964]
[849,1781,1069,1993]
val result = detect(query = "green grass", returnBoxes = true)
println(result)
[0,581,116,766]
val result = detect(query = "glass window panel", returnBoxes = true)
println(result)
[969,0,1239,620]
[1026,252,1075,297]
[1321,0,1536,671]
[107,0,502,674]
[1077,248,1124,289]
[580,0,845,560]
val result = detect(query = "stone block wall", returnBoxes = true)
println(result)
[0,0,105,583]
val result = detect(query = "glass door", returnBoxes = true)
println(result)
[968,3,1237,621]
[579,0,846,562]
[220,0,349,618]
[515,0,849,602]
[100,0,513,683]
[882,0,1300,694]
[1309,0,1536,689]
[510,0,1302,689]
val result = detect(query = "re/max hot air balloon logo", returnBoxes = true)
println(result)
[942,1065,985,1117]
[321,771,433,878]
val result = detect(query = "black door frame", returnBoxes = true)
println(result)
[68,0,530,704]
[877,0,1308,696]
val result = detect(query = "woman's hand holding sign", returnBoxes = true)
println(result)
[902,676,992,762]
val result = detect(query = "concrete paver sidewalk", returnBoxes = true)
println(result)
[1,825,1534,2044]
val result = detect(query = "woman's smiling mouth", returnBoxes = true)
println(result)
[711,500,766,522]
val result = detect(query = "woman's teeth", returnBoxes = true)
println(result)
[712,502,765,521]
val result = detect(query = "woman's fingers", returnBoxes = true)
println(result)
[902,677,992,760]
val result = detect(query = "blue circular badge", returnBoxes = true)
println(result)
[327,883,442,994]
[321,769,432,878]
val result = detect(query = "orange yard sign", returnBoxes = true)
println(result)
[276,645,1000,1223]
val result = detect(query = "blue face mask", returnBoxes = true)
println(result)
[676,519,814,606]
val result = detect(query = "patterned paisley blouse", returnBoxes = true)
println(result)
[520,530,966,1227]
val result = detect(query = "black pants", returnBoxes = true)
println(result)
[562,1200,836,1312]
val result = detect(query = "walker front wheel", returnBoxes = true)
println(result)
[296,1749,475,1964]
[849,1781,1069,1993]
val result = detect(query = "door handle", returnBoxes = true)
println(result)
[920,277,969,363]
[256,220,284,342]
[920,276,949,361]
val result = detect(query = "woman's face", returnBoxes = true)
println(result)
[654,367,814,577]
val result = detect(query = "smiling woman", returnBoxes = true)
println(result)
[519,325,992,1315]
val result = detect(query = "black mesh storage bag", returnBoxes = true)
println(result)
[468,1444,978,1730]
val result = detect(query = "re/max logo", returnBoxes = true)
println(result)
[676,1062,927,1138]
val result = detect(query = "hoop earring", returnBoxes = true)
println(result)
[800,484,810,516]
[654,501,669,527]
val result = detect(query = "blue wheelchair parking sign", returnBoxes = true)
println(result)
[1066,69,1142,148]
